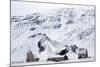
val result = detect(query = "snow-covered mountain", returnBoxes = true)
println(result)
[11,7,95,64]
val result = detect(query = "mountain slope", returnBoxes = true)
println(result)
[11,7,95,64]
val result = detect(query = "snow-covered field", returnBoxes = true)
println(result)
[11,1,95,66]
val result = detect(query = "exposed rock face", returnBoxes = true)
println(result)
[26,50,34,62]
[47,55,68,62]
[26,50,39,62]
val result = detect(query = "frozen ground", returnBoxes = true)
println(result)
[11,1,95,66]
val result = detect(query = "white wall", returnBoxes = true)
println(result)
[0,0,99,67]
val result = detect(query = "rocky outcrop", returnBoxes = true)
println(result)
[26,50,39,62]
